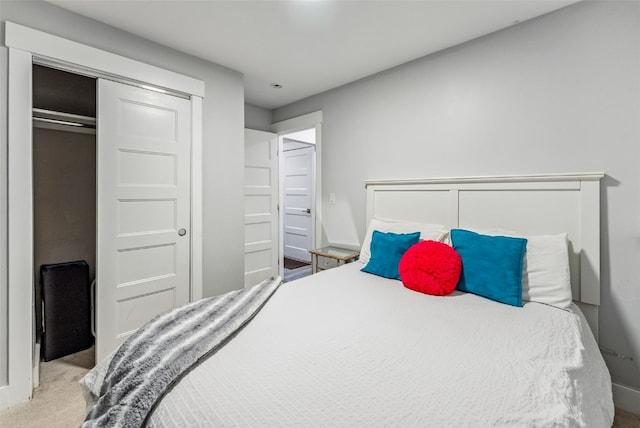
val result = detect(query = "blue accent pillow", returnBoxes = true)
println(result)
[361,230,421,280]
[450,229,527,307]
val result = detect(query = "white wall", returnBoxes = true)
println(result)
[284,128,315,145]
[1,1,246,385]
[283,139,312,151]
[273,1,640,391]
[245,103,272,132]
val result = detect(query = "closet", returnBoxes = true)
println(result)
[32,64,195,365]
[5,22,204,406]
[32,64,97,370]
[31,63,195,368]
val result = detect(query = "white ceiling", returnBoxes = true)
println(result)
[48,0,578,109]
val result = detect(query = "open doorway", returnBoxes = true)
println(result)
[32,64,97,389]
[243,112,322,287]
[280,128,316,282]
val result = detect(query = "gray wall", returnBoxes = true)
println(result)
[245,102,272,132]
[32,128,96,341]
[0,46,7,386]
[1,1,246,384]
[274,1,640,390]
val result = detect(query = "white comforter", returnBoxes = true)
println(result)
[84,263,613,427]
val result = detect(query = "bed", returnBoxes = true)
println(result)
[81,173,614,427]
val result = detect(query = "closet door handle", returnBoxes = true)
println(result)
[178,228,187,237]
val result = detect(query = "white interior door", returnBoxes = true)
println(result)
[96,79,191,361]
[283,144,314,263]
[244,129,279,287]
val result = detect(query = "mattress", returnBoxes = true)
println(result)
[83,263,614,427]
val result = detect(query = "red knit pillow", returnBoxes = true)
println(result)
[399,240,462,296]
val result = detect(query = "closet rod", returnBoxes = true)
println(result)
[32,108,96,135]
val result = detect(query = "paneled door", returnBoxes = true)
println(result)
[283,145,314,263]
[244,129,279,287]
[96,80,191,361]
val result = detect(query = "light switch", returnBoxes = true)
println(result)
[329,192,336,205]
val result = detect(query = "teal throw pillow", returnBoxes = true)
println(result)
[361,230,420,280]
[451,229,527,307]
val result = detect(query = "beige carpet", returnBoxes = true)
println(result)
[0,346,94,428]
[1,346,638,427]
[615,408,640,428]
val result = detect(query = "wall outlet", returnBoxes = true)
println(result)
[329,192,336,205]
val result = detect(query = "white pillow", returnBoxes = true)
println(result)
[359,218,448,265]
[521,233,572,309]
[449,229,572,309]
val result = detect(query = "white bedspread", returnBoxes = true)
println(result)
[84,263,613,427]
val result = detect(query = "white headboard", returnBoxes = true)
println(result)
[365,173,604,340]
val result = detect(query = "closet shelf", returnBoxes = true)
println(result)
[33,108,96,135]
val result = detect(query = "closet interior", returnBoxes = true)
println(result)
[32,64,97,378]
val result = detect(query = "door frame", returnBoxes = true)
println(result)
[271,111,323,277]
[2,22,204,410]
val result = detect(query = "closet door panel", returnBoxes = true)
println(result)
[96,79,191,362]
[118,151,177,186]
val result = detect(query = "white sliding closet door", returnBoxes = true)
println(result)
[96,79,191,361]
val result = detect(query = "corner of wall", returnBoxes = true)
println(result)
[244,103,273,132]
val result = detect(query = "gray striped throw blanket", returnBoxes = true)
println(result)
[83,276,282,428]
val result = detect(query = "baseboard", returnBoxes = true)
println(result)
[0,385,9,411]
[613,382,640,414]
